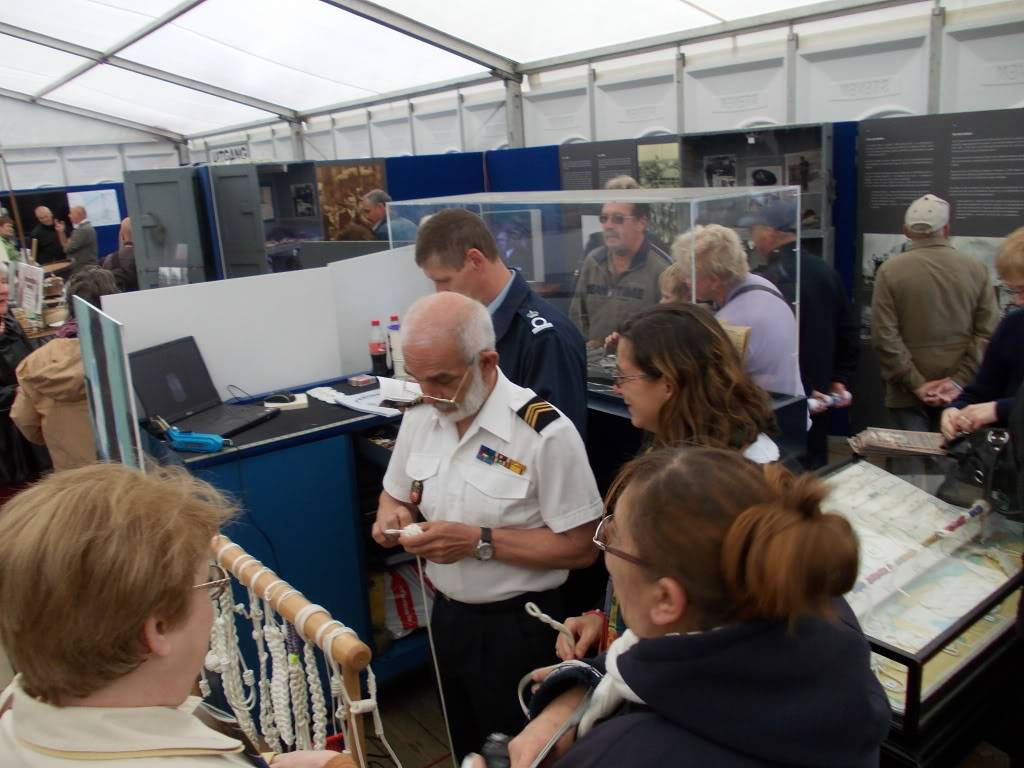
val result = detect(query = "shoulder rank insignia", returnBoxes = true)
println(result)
[517,395,560,433]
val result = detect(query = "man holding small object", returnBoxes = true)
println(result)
[372,292,603,761]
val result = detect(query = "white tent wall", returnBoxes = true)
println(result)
[1,95,180,189]
[184,0,1020,161]
[4,0,1022,191]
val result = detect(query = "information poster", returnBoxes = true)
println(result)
[559,139,638,190]
[74,296,144,470]
[66,189,122,228]
[858,108,1024,319]
[12,261,43,319]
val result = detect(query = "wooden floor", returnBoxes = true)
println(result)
[369,665,452,768]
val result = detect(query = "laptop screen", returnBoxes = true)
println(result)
[129,336,222,422]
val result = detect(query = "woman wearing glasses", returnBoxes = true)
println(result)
[0,463,354,767]
[940,227,1024,440]
[557,302,779,661]
[492,448,889,768]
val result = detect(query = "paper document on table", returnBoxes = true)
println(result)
[377,376,423,404]
[306,386,400,417]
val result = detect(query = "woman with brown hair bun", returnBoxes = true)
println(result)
[497,447,889,768]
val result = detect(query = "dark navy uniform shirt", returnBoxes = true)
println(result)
[492,271,588,437]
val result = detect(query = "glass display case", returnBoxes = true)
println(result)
[388,187,805,398]
[821,459,1023,736]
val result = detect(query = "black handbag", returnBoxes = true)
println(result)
[939,384,1024,519]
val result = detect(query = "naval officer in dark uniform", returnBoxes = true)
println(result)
[414,208,588,436]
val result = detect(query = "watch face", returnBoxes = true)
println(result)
[476,541,495,561]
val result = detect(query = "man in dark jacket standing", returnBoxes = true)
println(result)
[29,207,65,265]
[750,199,858,468]
[413,208,588,438]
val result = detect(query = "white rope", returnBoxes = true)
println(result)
[207,552,399,766]
[264,595,295,747]
[414,555,457,767]
[304,637,329,749]
[247,577,282,753]
[204,588,259,744]
[293,603,330,750]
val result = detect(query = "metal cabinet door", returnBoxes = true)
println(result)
[209,164,267,279]
[123,167,206,290]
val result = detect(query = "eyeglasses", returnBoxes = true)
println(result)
[610,369,651,386]
[404,362,473,408]
[598,213,637,225]
[998,282,1024,297]
[593,514,649,568]
[194,563,231,600]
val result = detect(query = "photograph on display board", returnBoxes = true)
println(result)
[745,165,782,187]
[703,154,737,187]
[638,142,682,188]
[73,297,143,470]
[785,151,822,193]
[291,183,317,218]
[315,161,387,241]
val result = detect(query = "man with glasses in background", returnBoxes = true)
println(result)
[570,200,671,348]
[372,291,602,762]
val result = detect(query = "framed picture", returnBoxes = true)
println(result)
[291,183,316,218]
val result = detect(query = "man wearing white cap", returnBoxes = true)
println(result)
[871,194,998,450]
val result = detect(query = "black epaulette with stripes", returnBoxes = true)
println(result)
[517,395,560,433]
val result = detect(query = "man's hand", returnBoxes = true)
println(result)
[828,381,852,408]
[914,378,954,407]
[603,332,620,353]
[400,520,478,564]
[54,220,65,234]
[929,379,961,406]
[371,501,414,548]
[555,613,604,661]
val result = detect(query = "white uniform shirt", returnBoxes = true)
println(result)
[383,369,603,604]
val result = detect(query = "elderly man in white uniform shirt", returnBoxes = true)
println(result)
[373,292,603,761]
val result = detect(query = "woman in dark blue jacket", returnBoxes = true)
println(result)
[484,448,890,768]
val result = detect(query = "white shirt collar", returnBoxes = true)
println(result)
[485,270,515,316]
[5,676,243,758]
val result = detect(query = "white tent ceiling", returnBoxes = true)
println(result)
[0,0,952,141]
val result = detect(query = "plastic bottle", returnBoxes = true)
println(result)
[368,320,389,377]
[387,314,404,378]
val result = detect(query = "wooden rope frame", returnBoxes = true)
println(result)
[212,534,371,761]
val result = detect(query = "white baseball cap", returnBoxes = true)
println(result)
[904,194,950,234]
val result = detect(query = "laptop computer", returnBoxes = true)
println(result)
[129,336,278,439]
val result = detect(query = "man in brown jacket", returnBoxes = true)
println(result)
[871,194,999,440]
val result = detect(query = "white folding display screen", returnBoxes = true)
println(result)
[101,245,433,400]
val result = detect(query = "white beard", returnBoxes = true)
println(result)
[436,364,488,424]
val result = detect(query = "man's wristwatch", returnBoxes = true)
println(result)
[475,527,494,561]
